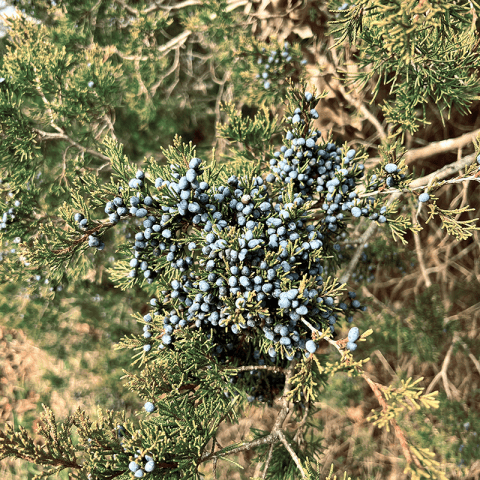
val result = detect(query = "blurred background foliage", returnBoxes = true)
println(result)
[0,0,479,479]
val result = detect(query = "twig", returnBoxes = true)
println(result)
[366,128,480,168]
[277,429,307,479]
[33,129,111,162]
[425,334,462,400]
[411,206,431,287]
[261,443,275,479]
[371,349,397,379]
[225,364,286,374]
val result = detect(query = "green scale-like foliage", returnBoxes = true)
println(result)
[1,1,480,479]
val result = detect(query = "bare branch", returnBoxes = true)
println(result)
[277,429,307,479]
[113,0,139,16]
[411,206,432,288]
[144,0,202,14]
[366,128,480,168]
[425,333,462,400]
[33,129,111,162]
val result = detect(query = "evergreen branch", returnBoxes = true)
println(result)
[301,309,441,477]
[0,406,83,475]
[425,203,480,241]
[50,222,113,255]
[362,373,421,469]
[261,442,275,479]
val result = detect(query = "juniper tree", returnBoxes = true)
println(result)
[1,1,480,480]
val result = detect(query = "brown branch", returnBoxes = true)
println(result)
[411,205,431,288]
[277,429,307,479]
[366,128,480,168]
[33,128,111,162]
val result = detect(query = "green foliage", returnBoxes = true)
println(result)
[329,0,480,137]
[1,1,480,479]
[217,103,280,159]
[0,404,83,479]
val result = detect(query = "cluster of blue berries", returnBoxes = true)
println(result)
[128,452,156,478]
[271,93,395,242]
[77,92,378,403]
[128,134,369,363]
[372,162,406,190]
[255,42,307,90]
[73,212,89,231]
[119,102,371,358]
[105,192,132,224]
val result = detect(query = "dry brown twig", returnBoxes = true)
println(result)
[366,128,480,168]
